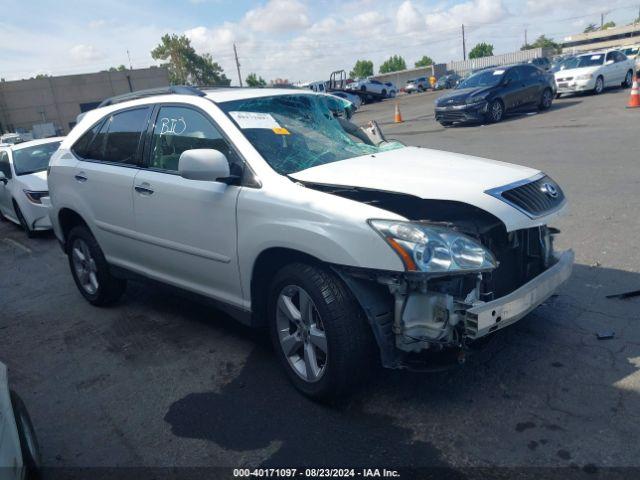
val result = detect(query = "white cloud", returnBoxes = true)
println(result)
[88,19,106,29]
[396,1,425,34]
[70,44,105,63]
[243,0,310,33]
[425,0,509,31]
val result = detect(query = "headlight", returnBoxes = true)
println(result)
[369,219,497,273]
[576,73,593,80]
[23,190,49,204]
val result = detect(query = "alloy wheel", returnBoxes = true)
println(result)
[542,90,552,109]
[490,101,503,122]
[276,285,328,383]
[71,238,99,295]
[595,77,604,94]
[625,71,633,87]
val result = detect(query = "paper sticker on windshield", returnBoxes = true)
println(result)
[591,55,602,60]
[229,111,280,130]
[493,70,505,75]
[272,127,290,135]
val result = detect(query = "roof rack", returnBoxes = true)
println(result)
[97,85,206,108]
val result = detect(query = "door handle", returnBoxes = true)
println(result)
[74,173,88,182]
[134,184,154,195]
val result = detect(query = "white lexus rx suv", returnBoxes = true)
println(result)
[48,86,573,399]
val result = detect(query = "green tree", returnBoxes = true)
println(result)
[151,34,230,86]
[349,59,374,79]
[584,23,598,33]
[414,55,434,67]
[108,65,128,72]
[468,42,494,59]
[34,74,50,79]
[520,35,560,53]
[601,21,616,30]
[379,55,407,73]
[245,73,266,87]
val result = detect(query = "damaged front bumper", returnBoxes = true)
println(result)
[465,249,574,339]
[336,249,574,370]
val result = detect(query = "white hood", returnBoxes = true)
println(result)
[17,170,48,191]
[291,146,561,231]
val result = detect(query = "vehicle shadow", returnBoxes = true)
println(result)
[160,262,640,469]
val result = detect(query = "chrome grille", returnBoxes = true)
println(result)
[487,175,566,218]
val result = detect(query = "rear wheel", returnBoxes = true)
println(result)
[268,263,376,400]
[487,99,504,123]
[67,225,126,306]
[623,70,633,88]
[10,391,41,480]
[593,76,604,95]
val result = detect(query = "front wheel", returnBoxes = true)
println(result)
[67,225,127,306]
[487,99,504,123]
[268,263,376,400]
[539,88,553,110]
[593,76,604,95]
[381,89,387,97]
[10,391,41,479]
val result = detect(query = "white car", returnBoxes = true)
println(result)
[0,138,63,236]
[346,78,388,96]
[48,86,573,399]
[554,50,635,97]
[383,82,397,97]
[0,362,40,480]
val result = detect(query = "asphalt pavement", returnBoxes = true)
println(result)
[1,85,639,475]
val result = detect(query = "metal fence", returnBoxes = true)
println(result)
[446,48,555,76]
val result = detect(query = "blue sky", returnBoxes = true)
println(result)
[2,0,639,83]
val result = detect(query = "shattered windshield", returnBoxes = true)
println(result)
[219,94,403,175]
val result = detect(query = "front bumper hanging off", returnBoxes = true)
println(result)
[465,249,574,339]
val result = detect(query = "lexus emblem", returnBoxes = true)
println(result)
[541,182,559,198]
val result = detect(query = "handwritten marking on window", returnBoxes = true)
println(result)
[159,117,187,135]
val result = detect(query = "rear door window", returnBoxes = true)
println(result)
[75,107,150,165]
[0,151,11,179]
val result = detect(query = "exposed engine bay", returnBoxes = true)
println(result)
[306,183,564,369]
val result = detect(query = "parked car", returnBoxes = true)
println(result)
[620,45,640,68]
[346,78,388,96]
[435,73,462,90]
[48,86,572,399]
[405,77,429,93]
[329,91,362,109]
[550,55,576,73]
[0,362,41,480]
[527,57,551,71]
[554,50,635,97]
[0,137,63,236]
[434,64,556,126]
[383,82,397,97]
[0,133,24,146]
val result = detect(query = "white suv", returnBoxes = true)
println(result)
[48,86,573,399]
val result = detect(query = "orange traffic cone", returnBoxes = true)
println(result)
[627,73,640,109]
[394,102,403,123]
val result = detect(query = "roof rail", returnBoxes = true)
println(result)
[97,85,206,108]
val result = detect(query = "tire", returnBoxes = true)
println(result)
[67,225,126,306]
[555,93,562,99]
[360,86,366,92]
[268,262,376,400]
[623,70,633,88]
[593,76,604,95]
[440,121,453,127]
[487,99,504,123]
[381,89,387,97]
[13,200,34,238]
[10,391,41,480]
[539,88,553,110]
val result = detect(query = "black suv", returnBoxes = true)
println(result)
[434,64,555,126]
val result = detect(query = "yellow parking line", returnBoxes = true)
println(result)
[2,237,32,254]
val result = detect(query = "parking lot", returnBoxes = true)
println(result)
[2,86,639,473]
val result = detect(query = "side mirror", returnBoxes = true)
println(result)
[0,172,7,185]
[178,149,232,183]
[605,60,614,65]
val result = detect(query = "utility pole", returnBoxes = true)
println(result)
[233,43,243,87]
[462,24,467,60]
[127,49,133,70]
[601,12,604,29]
[525,28,528,47]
